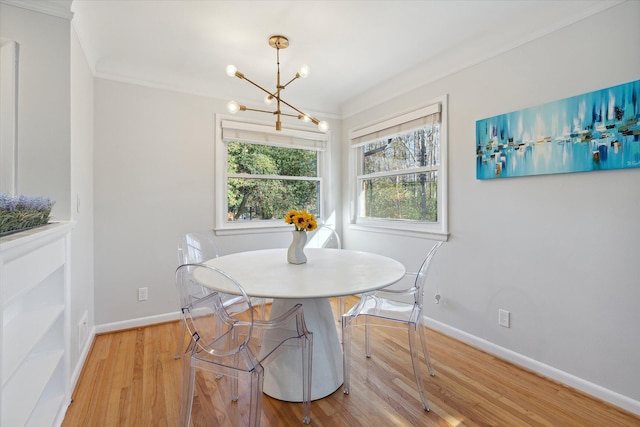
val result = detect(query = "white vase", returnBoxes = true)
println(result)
[287,230,307,264]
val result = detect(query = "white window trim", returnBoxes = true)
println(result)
[215,114,329,235]
[348,95,449,241]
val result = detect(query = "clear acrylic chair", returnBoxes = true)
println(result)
[175,232,266,359]
[174,232,220,359]
[176,263,313,426]
[342,241,443,411]
[305,225,341,250]
[305,226,347,319]
[177,231,221,266]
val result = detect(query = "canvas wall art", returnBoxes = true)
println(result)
[476,79,640,179]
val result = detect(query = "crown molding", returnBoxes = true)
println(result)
[0,0,73,20]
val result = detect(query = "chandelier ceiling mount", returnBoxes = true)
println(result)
[226,35,329,133]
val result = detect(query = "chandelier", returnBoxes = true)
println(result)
[225,35,329,133]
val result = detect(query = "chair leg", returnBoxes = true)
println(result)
[301,333,312,424]
[251,298,266,343]
[364,316,372,358]
[408,324,430,411]
[337,296,345,320]
[247,366,264,427]
[418,320,435,376]
[175,321,187,359]
[257,297,266,320]
[231,352,239,401]
[342,315,352,395]
[179,356,196,426]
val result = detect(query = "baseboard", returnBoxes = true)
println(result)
[94,311,181,334]
[423,316,640,416]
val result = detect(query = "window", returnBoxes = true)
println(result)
[215,117,328,233]
[349,97,448,239]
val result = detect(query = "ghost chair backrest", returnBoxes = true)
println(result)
[306,225,341,249]
[178,231,220,264]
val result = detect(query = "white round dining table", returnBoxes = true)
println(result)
[202,247,406,401]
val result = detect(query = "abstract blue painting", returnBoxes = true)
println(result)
[476,80,640,179]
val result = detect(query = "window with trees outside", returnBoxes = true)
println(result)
[215,118,327,232]
[350,99,448,238]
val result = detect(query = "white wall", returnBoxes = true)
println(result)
[342,0,640,413]
[0,2,70,219]
[93,80,216,325]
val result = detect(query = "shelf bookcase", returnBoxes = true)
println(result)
[1,222,72,427]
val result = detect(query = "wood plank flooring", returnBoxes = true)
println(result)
[63,297,639,426]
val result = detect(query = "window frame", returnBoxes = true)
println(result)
[215,114,329,235]
[348,96,449,240]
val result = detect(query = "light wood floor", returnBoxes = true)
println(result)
[63,297,639,426]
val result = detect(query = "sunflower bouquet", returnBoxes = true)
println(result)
[284,210,318,232]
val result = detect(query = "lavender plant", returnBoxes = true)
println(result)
[0,193,55,235]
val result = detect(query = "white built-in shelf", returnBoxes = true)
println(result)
[1,222,72,427]
[26,394,66,427]
[1,350,64,426]
[2,305,65,387]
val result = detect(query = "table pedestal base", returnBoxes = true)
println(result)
[262,298,343,401]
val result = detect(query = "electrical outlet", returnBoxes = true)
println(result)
[498,309,510,328]
[138,287,148,301]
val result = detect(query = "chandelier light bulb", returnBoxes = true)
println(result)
[298,64,310,78]
[264,94,274,105]
[227,100,240,114]
[226,64,237,77]
[318,121,329,133]
[302,114,311,122]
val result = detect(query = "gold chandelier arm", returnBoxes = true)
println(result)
[236,72,320,124]
[236,107,317,124]
[281,73,300,89]
[275,96,320,124]
[243,106,276,115]
[234,72,277,99]
[279,112,301,119]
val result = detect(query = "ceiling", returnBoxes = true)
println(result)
[69,0,623,119]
